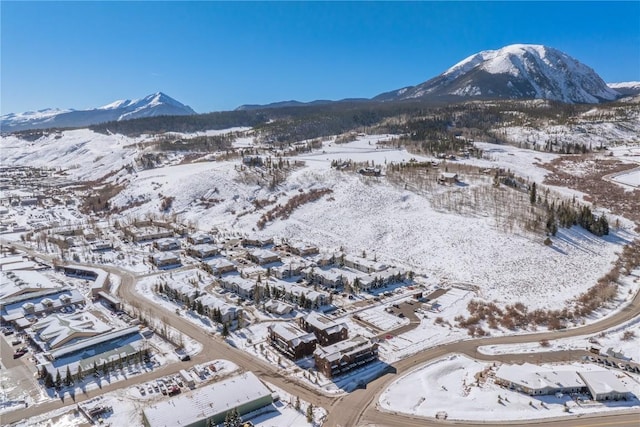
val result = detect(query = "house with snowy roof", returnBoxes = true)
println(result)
[314,335,378,378]
[187,243,219,260]
[247,248,280,265]
[299,312,348,345]
[267,323,317,359]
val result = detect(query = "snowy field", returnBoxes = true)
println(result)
[611,168,640,189]
[380,354,640,422]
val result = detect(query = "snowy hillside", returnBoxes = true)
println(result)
[1,129,634,313]
[492,104,640,149]
[376,44,619,104]
[0,129,144,180]
[0,92,196,132]
[96,136,630,312]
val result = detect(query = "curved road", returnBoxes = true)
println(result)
[2,240,640,427]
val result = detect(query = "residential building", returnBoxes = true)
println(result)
[206,257,236,275]
[267,323,317,360]
[303,267,344,288]
[272,261,307,280]
[220,275,258,300]
[187,244,219,260]
[150,252,181,268]
[247,249,280,265]
[288,242,319,257]
[263,299,294,315]
[195,294,241,323]
[267,279,328,309]
[241,236,273,248]
[314,335,379,378]
[299,312,348,345]
[187,233,214,245]
[154,238,181,251]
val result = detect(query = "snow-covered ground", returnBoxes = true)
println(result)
[380,354,640,422]
[379,288,474,363]
[3,131,636,315]
[10,359,326,427]
[610,168,640,189]
[493,106,640,151]
[479,296,640,361]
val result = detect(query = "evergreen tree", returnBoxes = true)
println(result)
[55,370,62,388]
[237,311,244,329]
[44,370,54,388]
[222,322,230,337]
[253,284,261,303]
[545,210,557,236]
[529,182,537,205]
[65,366,73,386]
[306,403,314,423]
[93,361,98,377]
[295,395,301,411]
[223,408,241,427]
[102,361,109,376]
[76,364,83,382]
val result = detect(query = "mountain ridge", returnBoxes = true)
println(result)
[1,92,196,132]
[375,44,619,104]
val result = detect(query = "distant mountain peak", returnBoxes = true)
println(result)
[376,43,620,104]
[607,81,640,97]
[1,92,196,132]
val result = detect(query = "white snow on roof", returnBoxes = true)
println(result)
[269,323,316,344]
[303,311,346,333]
[32,312,112,349]
[143,372,272,427]
[578,370,631,396]
[313,335,374,362]
[496,363,585,391]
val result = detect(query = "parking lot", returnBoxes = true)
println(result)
[0,328,43,408]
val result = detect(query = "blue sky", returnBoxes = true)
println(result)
[2,1,639,114]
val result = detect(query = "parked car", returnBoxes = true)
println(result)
[180,354,191,362]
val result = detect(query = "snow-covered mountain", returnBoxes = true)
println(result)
[1,92,196,132]
[376,44,620,104]
[608,81,640,97]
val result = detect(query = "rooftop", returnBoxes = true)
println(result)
[314,335,376,362]
[143,372,272,427]
[32,312,112,349]
[578,370,631,395]
[269,323,316,345]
